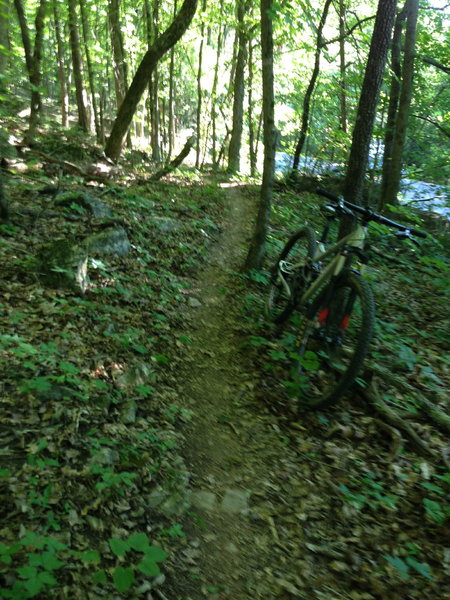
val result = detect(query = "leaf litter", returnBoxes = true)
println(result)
[0,139,449,600]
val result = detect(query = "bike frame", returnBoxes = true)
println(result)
[281,224,367,307]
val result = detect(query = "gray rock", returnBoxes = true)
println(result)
[116,362,156,390]
[188,297,202,308]
[85,227,130,256]
[56,192,114,218]
[89,447,120,466]
[191,490,217,512]
[220,488,249,514]
[151,217,181,233]
[35,238,89,293]
[120,398,137,424]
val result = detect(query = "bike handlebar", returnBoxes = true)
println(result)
[316,189,427,238]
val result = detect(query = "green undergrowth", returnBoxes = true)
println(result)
[239,185,450,597]
[0,142,227,598]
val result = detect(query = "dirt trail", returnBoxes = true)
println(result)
[175,184,298,599]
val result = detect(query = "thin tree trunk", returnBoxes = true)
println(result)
[245,0,275,270]
[227,0,248,173]
[79,0,100,139]
[292,0,332,172]
[195,0,206,167]
[13,0,33,73]
[248,40,257,177]
[53,0,69,127]
[211,19,224,165]
[341,0,397,224]
[68,0,89,131]
[0,0,10,86]
[108,0,127,109]
[167,0,177,158]
[380,0,418,209]
[379,5,406,209]
[338,0,347,133]
[105,0,198,161]
[25,0,47,143]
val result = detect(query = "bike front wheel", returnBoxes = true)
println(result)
[294,271,375,409]
[265,227,317,324]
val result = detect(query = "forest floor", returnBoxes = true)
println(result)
[0,126,449,600]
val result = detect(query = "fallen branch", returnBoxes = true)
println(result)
[150,136,196,181]
[28,150,115,183]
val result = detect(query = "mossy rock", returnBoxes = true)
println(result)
[35,238,88,292]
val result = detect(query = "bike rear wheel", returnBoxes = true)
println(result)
[265,227,317,324]
[294,271,375,408]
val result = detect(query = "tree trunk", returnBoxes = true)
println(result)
[248,40,257,177]
[167,0,177,159]
[227,0,248,174]
[292,0,332,172]
[68,0,89,132]
[53,0,69,128]
[105,0,198,161]
[244,0,275,271]
[195,0,206,167]
[25,0,47,144]
[338,0,347,133]
[380,0,418,209]
[379,4,405,210]
[79,0,100,139]
[108,0,127,109]
[340,0,397,233]
[13,0,33,74]
[211,19,224,165]
[0,0,10,86]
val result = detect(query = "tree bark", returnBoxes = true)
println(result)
[292,0,332,172]
[108,0,127,109]
[13,0,33,74]
[244,0,275,270]
[211,19,224,165]
[53,0,69,128]
[340,0,397,235]
[105,0,198,161]
[0,0,10,85]
[227,0,248,173]
[195,0,206,167]
[379,4,406,210]
[248,40,257,177]
[338,0,347,133]
[167,0,178,159]
[80,0,100,139]
[380,0,419,209]
[68,0,89,132]
[25,0,47,143]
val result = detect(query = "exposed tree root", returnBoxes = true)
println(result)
[364,362,450,433]
[362,379,437,459]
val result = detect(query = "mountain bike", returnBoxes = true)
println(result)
[265,188,427,409]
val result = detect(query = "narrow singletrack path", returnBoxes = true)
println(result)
[172,184,306,599]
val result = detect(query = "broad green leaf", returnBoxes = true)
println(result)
[136,557,160,577]
[41,551,64,570]
[108,538,129,557]
[143,545,168,563]
[406,557,433,580]
[113,566,134,593]
[383,555,410,579]
[127,533,149,552]
[17,565,37,579]
[92,569,107,585]
[81,549,101,564]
